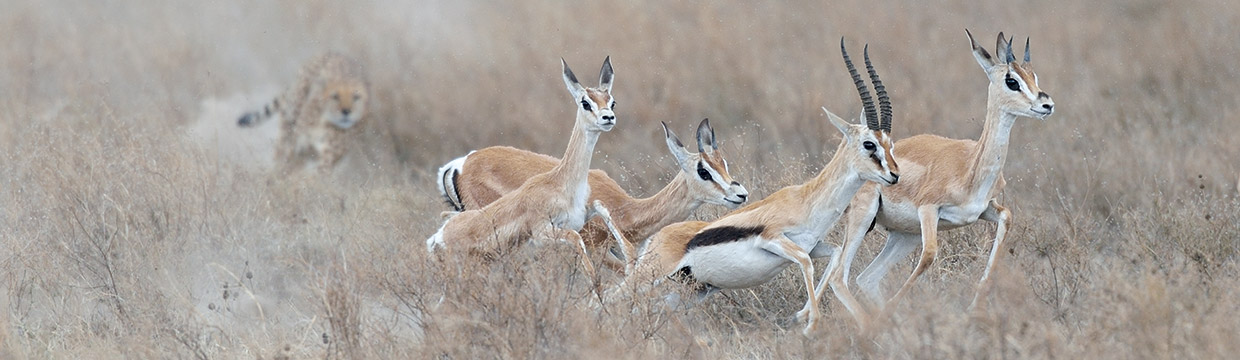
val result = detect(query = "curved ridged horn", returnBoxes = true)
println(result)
[841,38,878,131]
[1024,37,1031,63]
[864,46,892,133]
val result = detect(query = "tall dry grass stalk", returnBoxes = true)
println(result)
[1,0,1238,358]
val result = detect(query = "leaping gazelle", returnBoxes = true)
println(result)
[615,40,899,335]
[436,119,750,273]
[821,30,1056,328]
[426,57,620,287]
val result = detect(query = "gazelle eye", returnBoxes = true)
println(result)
[696,162,712,181]
[610,101,616,109]
[581,99,592,111]
[863,141,876,151]
[1005,76,1020,91]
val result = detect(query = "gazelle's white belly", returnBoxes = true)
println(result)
[877,201,988,233]
[936,202,988,229]
[679,237,791,289]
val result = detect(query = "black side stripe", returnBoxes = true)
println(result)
[866,195,882,233]
[668,266,714,293]
[686,225,765,250]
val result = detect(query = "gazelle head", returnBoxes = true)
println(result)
[662,119,750,208]
[967,29,1055,120]
[825,39,900,186]
[562,57,617,132]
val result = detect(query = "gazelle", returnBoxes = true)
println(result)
[426,57,619,285]
[617,41,899,336]
[436,118,750,272]
[821,30,1056,328]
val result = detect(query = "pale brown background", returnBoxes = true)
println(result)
[2,0,1237,358]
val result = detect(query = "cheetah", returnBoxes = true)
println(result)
[237,52,370,174]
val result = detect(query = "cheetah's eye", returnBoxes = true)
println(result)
[580,99,592,112]
[331,93,340,100]
[352,93,360,101]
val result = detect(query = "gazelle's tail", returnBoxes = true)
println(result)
[436,152,473,211]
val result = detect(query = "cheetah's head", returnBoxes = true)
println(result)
[321,79,368,130]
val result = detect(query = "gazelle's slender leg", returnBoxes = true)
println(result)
[970,201,1011,311]
[887,206,940,309]
[531,220,601,297]
[803,243,843,320]
[556,227,602,297]
[591,200,634,275]
[856,231,920,306]
[760,234,819,336]
[817,189,879,326]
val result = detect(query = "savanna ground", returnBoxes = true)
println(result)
[2,0,1239,358]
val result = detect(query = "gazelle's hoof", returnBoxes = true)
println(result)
[795,306,813,324]
[801,318,818,337]
[795,308,819,337]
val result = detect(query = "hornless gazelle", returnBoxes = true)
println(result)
[436,119,750,273]
[426,57,621,290]
[821,30,1056,329]
[615,40,899,336]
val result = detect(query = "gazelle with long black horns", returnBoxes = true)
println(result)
[821,30,1056,329]
[426,57,620,286]
[616,40,899,336]
[436,119,749,273]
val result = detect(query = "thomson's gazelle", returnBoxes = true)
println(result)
[822,30,1056,328]
[436,119,749,272]
[426,57,619,287]
[619,40,899,335]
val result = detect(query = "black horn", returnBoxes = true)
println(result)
[1023,37,1031,63]
[841,38,878,131]
[864,46,892,133]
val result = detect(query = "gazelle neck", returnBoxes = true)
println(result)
[967,91,1019,201]
[802,147,865,235]
[550,112,602,192]
[618,172,698,241]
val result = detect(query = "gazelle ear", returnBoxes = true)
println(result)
[662,121,694,172]
[695,118,717,154]
[598,56,614,92]
[562,58,585,99]
[823,106,851,137]
[967,29,997,72]
[995,32,1015,64]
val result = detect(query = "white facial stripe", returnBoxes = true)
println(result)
[582,97,597,111]
[865,134,890,171]
[697,160,735,195]
[705,162,726,187]
[1009,71,1035,100]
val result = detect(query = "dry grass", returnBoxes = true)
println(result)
[2,0,1239,358]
